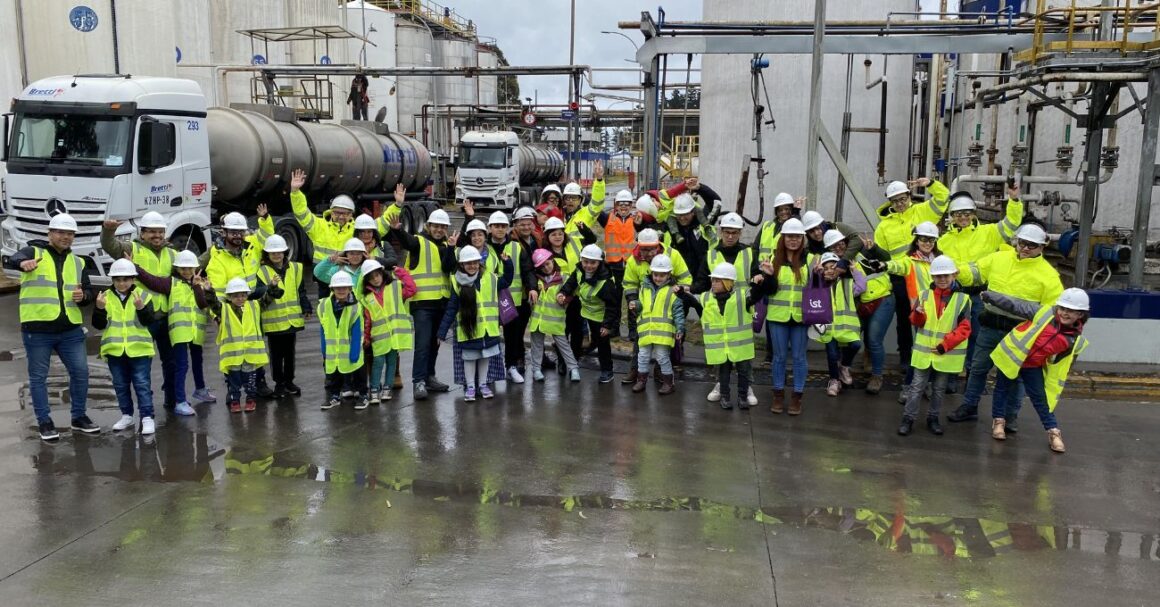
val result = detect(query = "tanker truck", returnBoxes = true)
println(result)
[1,74,438,281]
[454,130,564,211]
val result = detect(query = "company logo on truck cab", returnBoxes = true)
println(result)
[150,184,173,193]
[27,87,65,98]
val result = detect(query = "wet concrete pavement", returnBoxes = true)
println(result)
[0,292,1158,605]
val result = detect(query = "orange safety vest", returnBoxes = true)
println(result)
[604,214,636,263]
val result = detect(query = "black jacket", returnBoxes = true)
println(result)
[695,241,750,295]
[390,227,455,309]
[560,264,621,332]
[6,241,95,333]
[91,285,158,330]
[488,236,537,300]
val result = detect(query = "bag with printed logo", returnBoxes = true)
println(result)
[801,271,833,325]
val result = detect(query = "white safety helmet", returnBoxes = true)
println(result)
[330,194,356,212]
[719,212,744,230]
[822,229,846,249]
[108,258,137,277]
[458,245,482,263]
[329,271,354,289]
[427,209,451,226]
[801,210,825,231]
[635,194,658,217]
[1056,287,1090,311]
[225,277,251,294]
[580,244,604,261]
[780,218,806,236]
[649,253,673,273]
[488,211,510,226]
[913,221,940,239]
[1015,223,1048,245]
[48,213,78,232]
[948,193,977,213]
[263,235,289,253]
[818,252,841,266]
[361,259,384,275]
[221,212,248,231]
[563,182,583,197]
[673,193,697,215]
[542,184,562,198]
[174,250,200,268]
[138,211,168,230]
[513,206,537,221]
[614,189,635,204]
[637,228,660,246]
[773,192,796,208]
[885,180,909,199]
[343,238,366,253]
[709,262,737,281]
[354,214,378,231]
[465,219,487,234]
[929,255,958,276]
[543,217,566,232]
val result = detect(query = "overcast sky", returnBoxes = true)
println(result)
[449,0,701,109]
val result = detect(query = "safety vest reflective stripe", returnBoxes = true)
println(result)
[167,279,207,346]
[638,287,676,346]
[968,262,984,286]
[981,521,1014,554]
[707,248,753,293]
[317,298,364,373]
[698,291,755,363]
[504,241,525,305]
[100,292,155,358]
[818,277,861,344]
[411,237,449,302]
[993,308,1055,372]
[911,290,970,373]
[20,248,84,324]
[578,278,607,322]
[218,300,268,372]
[530,283,567,335]
[452,272,501,341]
[888,242,910,256]
[132,242,174,311]
[257,264,305,333]
[767,259,811,323]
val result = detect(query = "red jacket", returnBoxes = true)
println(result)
[1021,316,1084,368]
[909,286,971,353]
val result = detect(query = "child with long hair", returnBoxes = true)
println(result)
[527,249,579,381]
[437,245,514,401]
[359,258,416,403]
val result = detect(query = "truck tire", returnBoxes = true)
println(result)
[168,225,206,257]
[273,216,309,263]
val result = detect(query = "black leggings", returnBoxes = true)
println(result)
[565,299,585,357]
[267,331,298,386]
[585,318,613,372]
[504,303,531,368]
[890,275,914,366]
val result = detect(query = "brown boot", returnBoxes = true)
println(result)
[621,367,639,385]
[658,374,675,395]
[631,373,649,393]
[865,374,883,395]
[1047,428,1065,453]
[788,392,803,416]
[770,389,785,414]
[991,418,1007,441]
[393,368,404,389]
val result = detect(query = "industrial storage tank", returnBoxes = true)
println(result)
[175,0,214,101]
[437,37,475,107]
[476,44,500,106]
[516,144,566,186]
[395,19,435,138]
[341,1,399,128]
[0,0,23,105]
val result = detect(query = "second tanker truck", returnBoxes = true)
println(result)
[454,130,564,210]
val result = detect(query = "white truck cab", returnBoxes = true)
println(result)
[455,131,522,210]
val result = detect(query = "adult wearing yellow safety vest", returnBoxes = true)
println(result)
[7,213,98,441]
[874,177,951,375]
[698,212,758,406]
[754,192,802,261]
[288,168,356,265]
[664,180,724,282]
[258,234,311,399]
[755,218,813,416]
[947,223,1064,429]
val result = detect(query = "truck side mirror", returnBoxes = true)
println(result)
[138,119,176,174]
[1,113,10,163]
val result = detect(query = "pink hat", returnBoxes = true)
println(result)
[532,248,554,268]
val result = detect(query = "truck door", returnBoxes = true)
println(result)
[132,116,185,218]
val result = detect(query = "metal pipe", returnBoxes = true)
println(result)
[111,0,121,74]
[1075,82,1113,289]
[974,72,1147,102]
[950,170,1114,190]
[923,54,941,177]
[804,0,827,210]
[835,55,854,221]
[1129,68,1160,289]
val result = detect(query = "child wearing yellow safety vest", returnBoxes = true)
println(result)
[527,249,580,382]
[757,218,813,415]
[676,262,767,410]
[982,288,1090,453]
[358,258,417,404]
[93,259,159,435]
[560,244,622,383]
[438,245,514,401]
[208,277,281,413]
[258,235,312,399]
[812,252,867,398]
[133,250,213,417]
[318,271,369,410]
[898,255,971,437]
[629,253,685,395]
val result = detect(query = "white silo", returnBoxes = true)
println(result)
[394,18,435,139]
[475,43,499,106]
[174,0,214,99]
[0,0,24,101]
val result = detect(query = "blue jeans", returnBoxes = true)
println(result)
[370,351,399,391]
[825,339,862,379]
[23,327,90,424]
[172,342,190,404]
[107,355,154,418]
[991,367,1057,430]
[411,304,444,384]
[148,319,176,406]
[190,343,206,390]
[768,321,808,392]
[226,369,258,402]
[961,293,983,378]
[960,325,1024,415]
[863,296,895,376]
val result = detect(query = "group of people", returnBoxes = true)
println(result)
[10,161,1091,454]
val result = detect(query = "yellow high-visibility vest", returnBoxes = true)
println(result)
[19,247,83,324]
[217,300,268,373]
[100,290,155,358]
[697,291,754,363]
[638,286,676,347]
[257,263,305,333]
[910,289,970,373]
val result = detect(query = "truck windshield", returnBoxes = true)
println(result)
[8,114,131,167]
[458,145,507,169]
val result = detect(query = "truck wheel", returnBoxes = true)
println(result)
[169,226,205,256]
[273,217,307,263]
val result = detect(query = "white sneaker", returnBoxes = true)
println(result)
[140,417,156,435]
[508,366,525,384]
[707,383,721,402]
[112,414,135,431]
[746,387,758,407]
[341,390,356,398]
[569,368,581,382]
[369,391,380,405]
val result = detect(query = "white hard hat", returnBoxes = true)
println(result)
[801,210,825,231]
[1015,223,1048,245]
[637,228,660,246]
[354,214,378,231]
[948,193,977,213]
[174,250,200,268]
[108,258,137,277]
[822,229,846,249]
[614,189,634,203]
[929,255,958,276]
[465,219,487,234]
[719,212,744,229]
[913,221,940,239]
[48,213,78,232]
[709,262,737,281]
[563,182,583,197]
[635,195,658,217]
[361,259,384,275]
[543,217,566,232]
[458,245,482,263]
[328,271,354,288]
[818,252,841,266]
[427,209,451,226]
[264,235,289,253]
[488,210,510,226]
[773,192,795,208]
[513,206,537,221]
[225,277,251,294]
[542,184,562,197]
[221,212,248,231]
[885,180,909,198]
[343,238,366,253]
[138,211,167,230]
[580,244,604,261]
[1056,287,1090,311]
[649,253,673,273]
[673,193,696,215]
[780,218,806,235]
[330,194,356,212]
